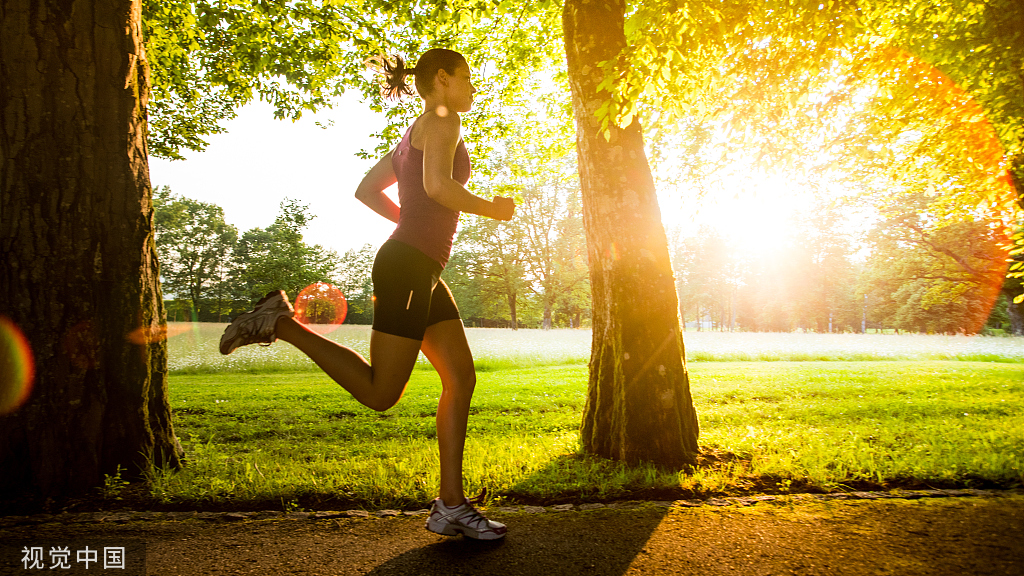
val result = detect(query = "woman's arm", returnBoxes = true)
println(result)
[354,151,401,223]
[421,113,515,221]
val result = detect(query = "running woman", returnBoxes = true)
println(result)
[219,48,514,540]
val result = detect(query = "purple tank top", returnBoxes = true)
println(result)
[389,119,471,268]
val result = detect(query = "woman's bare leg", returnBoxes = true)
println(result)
[274,315,476,505]
[274,317,422,412]
[419,318,476,507]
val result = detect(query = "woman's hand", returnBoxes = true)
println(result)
[490,196,516,221]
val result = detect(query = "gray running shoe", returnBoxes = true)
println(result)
[425,490,507,540]
[219,290,294,355]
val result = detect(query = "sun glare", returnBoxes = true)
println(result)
[658,45,1018,266]
[659,171,819,257]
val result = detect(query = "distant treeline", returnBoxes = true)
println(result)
[154,186,1023,335]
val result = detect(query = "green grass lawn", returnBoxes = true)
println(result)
[151,361,1024,511]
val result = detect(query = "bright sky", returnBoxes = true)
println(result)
[148,93,399,255]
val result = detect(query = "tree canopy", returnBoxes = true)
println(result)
[143,0,564,165]
[144,0,1022,228]
[599,0,1022,180]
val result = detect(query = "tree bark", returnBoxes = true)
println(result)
[563,0,699,468]
[0,0,183,497]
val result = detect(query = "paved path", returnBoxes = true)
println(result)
[2,494,1022,575]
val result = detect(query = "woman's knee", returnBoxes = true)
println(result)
[444,368,476,401]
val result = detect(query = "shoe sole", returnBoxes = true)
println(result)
[219,291,285,355]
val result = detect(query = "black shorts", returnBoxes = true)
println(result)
[371,239,461,340]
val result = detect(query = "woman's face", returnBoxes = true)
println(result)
[443,62,477,113]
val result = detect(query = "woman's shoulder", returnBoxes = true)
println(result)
[419,109,462,127]
[411,110,462,148]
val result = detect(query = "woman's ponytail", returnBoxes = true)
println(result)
[382,55,415,100]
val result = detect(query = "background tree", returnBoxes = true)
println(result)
[670,215,863,334]
[334,244,376,325]
[153,186,238,321]
[862,200,1010,334]
[0,0,183,496]
[788,204,859,333]
[515,148,576,330]
[475,110,585,330]
[1004,220,1024,334]
[671,228,732,331]
[669,234,698,330]
[698,228,741,331]
[734,248,802,333]
[232,199,340,303]
[452,212,531,329]
[551,184,592,328]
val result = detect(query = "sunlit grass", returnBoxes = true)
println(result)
[152,361,1024,510]
[692,363,1023,490]
[166,323,1023,374]
[155,367,584,509]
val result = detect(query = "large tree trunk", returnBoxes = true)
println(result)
[0,0,183,497]
[563,0,699,468]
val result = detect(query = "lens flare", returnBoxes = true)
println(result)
[293,282,348,335]
[884,48,1018,333]
[605,242,620,262]
[0,317,35,415]
[127,324,169,345]
[883,47,1017,208]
